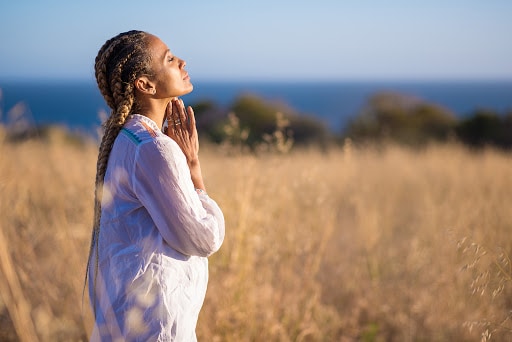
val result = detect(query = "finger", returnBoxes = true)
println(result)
[172,99,180,121]
[168,101,179,135]
[170,101,185,137]
[172,99,186,127]
[187,106,196,135]
[179,99,188,126]
[165,102,173,133]
[170,100,182,134]
[165,102,172,120]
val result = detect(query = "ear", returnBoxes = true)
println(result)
[134,76,156,95]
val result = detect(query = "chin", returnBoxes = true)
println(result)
[180,84,194,96]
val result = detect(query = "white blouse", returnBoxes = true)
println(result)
[89,114,225,341]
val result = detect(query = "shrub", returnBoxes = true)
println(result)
[227,94,330,148]
[344,92,457,146]
[455,109,512,149]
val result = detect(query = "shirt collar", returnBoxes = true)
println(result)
[128,114,161,132]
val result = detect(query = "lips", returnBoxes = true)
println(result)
[183,72,190,81]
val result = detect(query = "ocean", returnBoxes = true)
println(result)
[1,80,511,135]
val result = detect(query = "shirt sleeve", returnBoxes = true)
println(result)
[132,136,225,257]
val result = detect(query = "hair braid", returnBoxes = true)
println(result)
[85,30,153,316]
[94,37,123,109]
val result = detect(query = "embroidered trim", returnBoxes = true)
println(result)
[121,128,142,145]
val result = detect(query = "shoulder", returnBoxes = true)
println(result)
[121,115,161,146]
[122,115,185,164]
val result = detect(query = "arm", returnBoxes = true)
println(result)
[133,135,225,257]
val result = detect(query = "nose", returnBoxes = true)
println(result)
[179,57,186,69]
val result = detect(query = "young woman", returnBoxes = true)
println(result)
[86,30,225,341]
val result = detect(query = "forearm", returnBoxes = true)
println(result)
[188,159,206,191]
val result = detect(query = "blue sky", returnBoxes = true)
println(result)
[1,0,511,81]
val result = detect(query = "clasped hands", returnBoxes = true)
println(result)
[165,98,200,165]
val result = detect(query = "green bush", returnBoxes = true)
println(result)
[344,92,457,146]
[230,94,281,146]
[190,100,228,143]
[455,109,512,149]
[195,94,331,148]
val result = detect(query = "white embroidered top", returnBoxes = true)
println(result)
[89,114,225,341]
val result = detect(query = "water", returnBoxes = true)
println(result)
[1,80,511,134]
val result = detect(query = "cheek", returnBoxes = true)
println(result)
[164,70,181,85]
[155,73,174,90]
[171,68,183,81]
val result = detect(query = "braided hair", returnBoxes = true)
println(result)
[85,30,153,315]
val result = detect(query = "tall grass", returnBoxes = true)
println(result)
[0,126,511,341]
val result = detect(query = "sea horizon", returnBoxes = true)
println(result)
[1,78,511,135]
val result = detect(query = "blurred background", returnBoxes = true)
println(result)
[0,0,511,144]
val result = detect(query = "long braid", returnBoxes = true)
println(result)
[85,30,153,317]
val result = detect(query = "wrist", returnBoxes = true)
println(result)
[187,157,200,168]
[195,188,207,195]
[189,160,205,190]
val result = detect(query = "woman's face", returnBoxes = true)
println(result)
[147,35,193,98]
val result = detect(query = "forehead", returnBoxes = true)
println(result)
[147,35,171,58]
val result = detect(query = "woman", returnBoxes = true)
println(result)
[86,30,225,341]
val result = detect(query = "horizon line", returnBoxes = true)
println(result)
[2,76,512,84]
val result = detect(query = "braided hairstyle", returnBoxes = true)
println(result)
[86,30,154,314]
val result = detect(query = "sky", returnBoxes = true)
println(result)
[0,0,511,82]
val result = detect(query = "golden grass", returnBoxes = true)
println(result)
[0,128,511,341]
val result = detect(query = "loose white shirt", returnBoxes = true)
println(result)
[89,114,225,341]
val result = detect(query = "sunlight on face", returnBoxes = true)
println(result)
[146,35,193,98]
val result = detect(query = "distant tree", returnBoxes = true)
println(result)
[227,94,330,147]
[455,109,512,149]
[189,100,228,143]
[343,92,457,146]
[230,94,280,146]
[189,94,331,148]
[287,115,331,148]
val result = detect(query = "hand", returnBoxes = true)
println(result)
[165,98,199,165]
[165,99,206,191]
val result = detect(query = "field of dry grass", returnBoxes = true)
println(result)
[0,126,511,341]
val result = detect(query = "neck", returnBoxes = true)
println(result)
[139,99,170,130]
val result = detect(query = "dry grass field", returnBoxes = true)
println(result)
[0,126,511,341]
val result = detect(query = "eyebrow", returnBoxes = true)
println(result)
[162,49,171,61]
